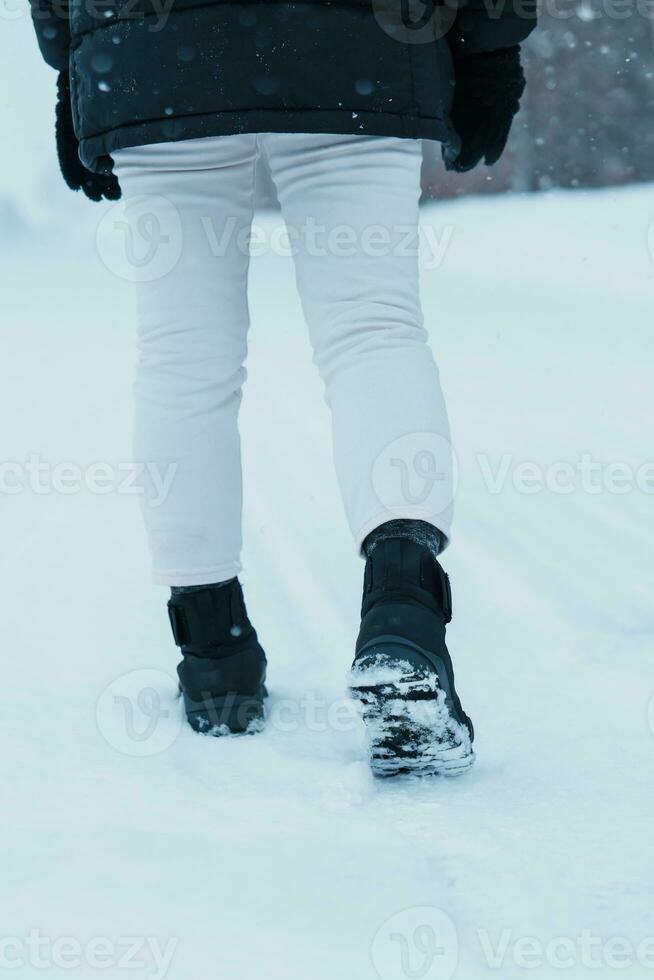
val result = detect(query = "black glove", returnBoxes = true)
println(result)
[443,45,526,174]
[56,71,121,202]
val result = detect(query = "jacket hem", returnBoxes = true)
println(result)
[79,108,452,173]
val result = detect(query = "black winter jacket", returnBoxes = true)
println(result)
[31,0,536,174]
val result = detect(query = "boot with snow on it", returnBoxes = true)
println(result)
[349,536,475,777]
[168,579,267,735]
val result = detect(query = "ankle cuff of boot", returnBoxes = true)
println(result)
[362,537,452,623]
[167,580,251,654]
[362,519,445,560]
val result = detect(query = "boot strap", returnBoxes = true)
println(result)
[168,581,247,649]
[363,537,452,623]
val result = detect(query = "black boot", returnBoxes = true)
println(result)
[349,536,475,776]
[168,579,267,735]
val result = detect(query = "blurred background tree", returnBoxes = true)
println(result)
[422,0,654,197]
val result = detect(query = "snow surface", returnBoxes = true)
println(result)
[2,62,654,973]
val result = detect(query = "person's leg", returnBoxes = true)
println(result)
[264,134,473,775]
[262,133,454,553]
[112,135,258,586]
[113,136,267,735]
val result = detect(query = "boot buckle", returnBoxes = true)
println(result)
[167,602,188,647]
[439,568,453,624]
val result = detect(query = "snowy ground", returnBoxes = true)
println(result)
[2,171,654,977]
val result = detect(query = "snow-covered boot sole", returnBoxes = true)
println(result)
[349,639,475,777]
[181,684,268,736]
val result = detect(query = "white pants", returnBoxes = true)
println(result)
[112,134,453,586]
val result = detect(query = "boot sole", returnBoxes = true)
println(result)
[181,684,268,736]
[349,639,475,778]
